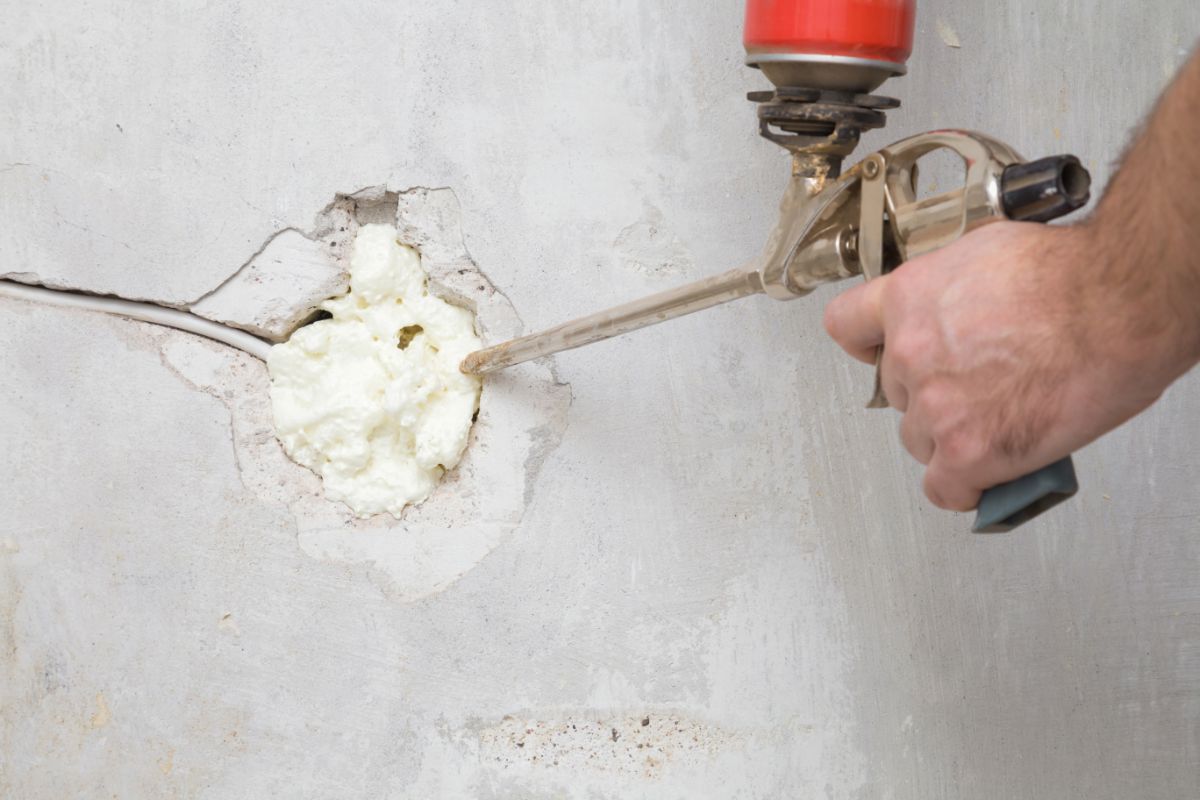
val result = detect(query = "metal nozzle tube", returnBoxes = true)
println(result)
[460,266,764,375]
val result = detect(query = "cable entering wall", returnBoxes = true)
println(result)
[0,280,273,360]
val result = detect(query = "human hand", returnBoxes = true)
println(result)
[823,220,1190,511]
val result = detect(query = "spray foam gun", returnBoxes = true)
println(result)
[460,0,1092,533]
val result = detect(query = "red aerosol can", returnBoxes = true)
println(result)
[744,0,916,92]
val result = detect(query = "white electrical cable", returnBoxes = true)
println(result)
[0,280,273,360]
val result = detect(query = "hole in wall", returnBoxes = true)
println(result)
[396,324,424,349]
[268,200,485,521]
[244,185,571,599]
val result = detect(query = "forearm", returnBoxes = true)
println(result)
[1086,46,1200,377]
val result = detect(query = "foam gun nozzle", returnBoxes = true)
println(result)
[1001,154,1092,223]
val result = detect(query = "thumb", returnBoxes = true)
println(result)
[823,276,888,364]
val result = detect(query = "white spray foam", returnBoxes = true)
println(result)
[268,223,482,517]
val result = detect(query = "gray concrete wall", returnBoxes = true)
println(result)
[2,1,1198,797]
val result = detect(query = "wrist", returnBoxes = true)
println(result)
[1072,217,1200,385]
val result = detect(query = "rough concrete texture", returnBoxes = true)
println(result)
[2,1,1199,797]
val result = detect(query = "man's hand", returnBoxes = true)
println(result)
[823,46,1200,513]
[823,221,1192,511]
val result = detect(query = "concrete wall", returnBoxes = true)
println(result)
[2,1,1198,796]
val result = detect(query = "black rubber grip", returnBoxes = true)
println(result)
[974,457,1079,533]
[1000,155,1092,223]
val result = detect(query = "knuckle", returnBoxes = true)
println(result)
[886,331,923,371]
[921,388,951,422]
[914,383,957,430]
[935,426,986,471]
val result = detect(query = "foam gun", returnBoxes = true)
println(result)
[461,0,1090,532]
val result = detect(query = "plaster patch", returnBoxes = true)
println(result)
[612,204,693,278]
[142,332,294,504]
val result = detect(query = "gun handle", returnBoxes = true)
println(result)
[972,456,1078,533]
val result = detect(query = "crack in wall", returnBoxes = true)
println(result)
[147,334,254,489]
[185,226,308,308]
